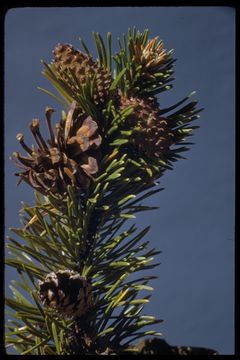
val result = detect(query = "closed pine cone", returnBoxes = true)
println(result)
[53,43,112,106]
[120,96,174,158]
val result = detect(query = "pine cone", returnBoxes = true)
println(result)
[13,103,102,195]
[135,338,219,355]
[120,96,174,158]
[38,270,93,317]
[53,43,112,106]
[132,37,169,72]
[128,36,172,94]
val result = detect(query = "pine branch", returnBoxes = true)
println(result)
[5,27,218,355]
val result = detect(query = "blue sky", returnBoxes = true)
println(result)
[5,7,235,354]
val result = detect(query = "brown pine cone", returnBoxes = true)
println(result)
[120,96,174,158]
[53,43,112,107]
[38,270,93,318]
[13,103,102,195]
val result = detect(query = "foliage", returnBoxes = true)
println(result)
[5,28,201,354]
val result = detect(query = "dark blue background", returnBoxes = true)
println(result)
[5,7,235,354]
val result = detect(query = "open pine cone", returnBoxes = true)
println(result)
[38,270,93,318]
[13,103,102,195]
[120,96,174,158]
[53,43,112,107]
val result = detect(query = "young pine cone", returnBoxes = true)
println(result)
[13,103,102,195]
[53,43,112,107]
[127,36,173,95]
[120,96,174,158]
[38,270,93,318]
[131,36,169,72]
